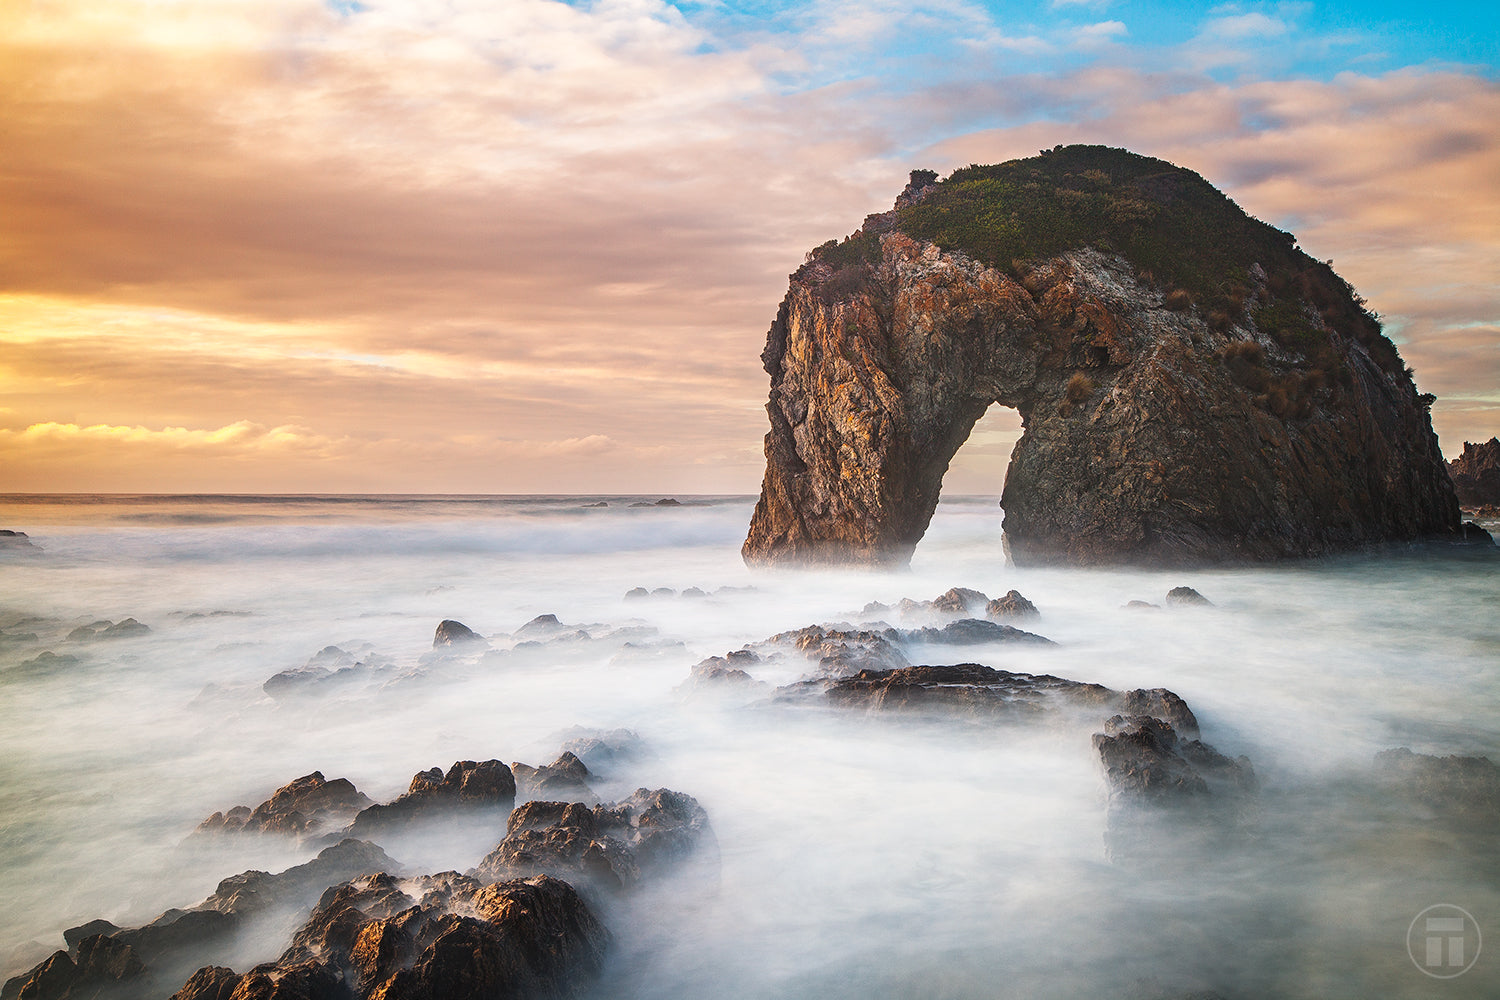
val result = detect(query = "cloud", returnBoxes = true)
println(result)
[0,0,1495,492]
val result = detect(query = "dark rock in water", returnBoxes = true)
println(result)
[1164,586,1212,607]
[1093,715,1255,804]
[194,871,607,1000]
[986,590,1039,620]
[629,498,682,508]
[557,729,649,775]
[1124,600,1160,610]
[66,621,113,643]
[512,753,594,801]
[581,501,609,507]
[432,620,485,648]
[813,663,1113,718]
[678,657,763,694]
[931,587,988,615]
[681,586,706,598]
[650,587,675,597]
[764,625,909,677]
[114,910,240,964]
[3,935,145,1000]
[0,629,41,646]
[1120,688,1200,739]
[1449,438,1500,506]
[63,921,120,950]
[1374,747,1500,824]
[194,772,373,840]
[202,839,400,917]
[472,787,712,892]
[886,618,1054,646]
[622,587,649,600]
[742,148,1461,568]
[514,614,564,638]
[345,761,516,837]
[15,651,78,674]
[101,618,150,638]
[0,530,38,553]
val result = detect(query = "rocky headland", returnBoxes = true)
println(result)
[1449,437,1500,507]
[743,145,1466,568]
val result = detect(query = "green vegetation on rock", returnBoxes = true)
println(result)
[812,144,1406,377]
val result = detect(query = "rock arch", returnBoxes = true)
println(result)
[742,156,1461,568]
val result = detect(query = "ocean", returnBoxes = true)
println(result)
[1,494,1497,998]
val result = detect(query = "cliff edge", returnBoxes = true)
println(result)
[743,146,1462,567]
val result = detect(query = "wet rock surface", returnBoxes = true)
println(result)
[511,753,594,802]
[803,663,1113,717]
[743,149,1461,568]
[431,620,485,649]
[985,590,1039,620]
[1374,747,1500,825]
[167,873,607,1000]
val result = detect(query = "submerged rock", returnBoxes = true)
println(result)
[1164,586,1213,607]
[765,625,909,677]
[0,530,38,551]
[432,620,486,648]
[886,619,1054,646]
[743,147,1461,568]
[1374,747,1500,825]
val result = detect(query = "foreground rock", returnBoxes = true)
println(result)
[785,663,1111,718]
[170,873,606,1000]
[1093,715,1254,803]
[432,620,486,648]
[743,146,1461,568]
[195,772,372,840]
[2,841,397,1000]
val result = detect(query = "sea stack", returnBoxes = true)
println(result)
[743,145,1462,568]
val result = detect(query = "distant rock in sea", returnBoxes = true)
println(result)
[1449,437,1500,506]
[743,145,1462,568]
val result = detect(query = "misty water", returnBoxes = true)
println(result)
[1,494,1497,998]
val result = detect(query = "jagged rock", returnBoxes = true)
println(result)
[556,729,649,775]
[432,620,485,648]
[472,788,711,892]
[2,935,145,1000]
[1093,715,1254,803]
[1119,688,1200,739]
[511,753,594,801]
[218,872,606,1000]
[61,923,118,951]
[195,772,373,839]
[764,625,909,676]
[1449,438,1500,506]
[986,590,1039,620]
[930,587,988,615]
[886,619,1054,646]
[677,657,762,693]
[201,839,399,916]
[1164,586,1212,607]
[1374,747,1500,825]
[345,762,515,837]
[743,147,1461,568]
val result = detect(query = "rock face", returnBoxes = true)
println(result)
[195,772,373,839]
[743,146,1462,568]
[1448,438,1500,506]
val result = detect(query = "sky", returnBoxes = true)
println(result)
[1,0,1496,494]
